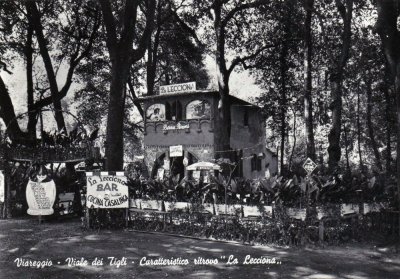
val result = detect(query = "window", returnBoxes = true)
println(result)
[243,109,249,126]
[251,153,262,172]
[168,100,182,121]
[256,156,262,171]
[251,154,257,171]
[165,102,172,120]
[186,100,211,119]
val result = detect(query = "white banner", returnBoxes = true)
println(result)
[26,179,56,215]
[0,170,4,203]
[86,174,129,208]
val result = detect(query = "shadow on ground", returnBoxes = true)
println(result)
[0,218,399,279]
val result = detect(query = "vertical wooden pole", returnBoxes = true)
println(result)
[86,208,90,228]
[5,162,11,218]
[125,208,128,228]
[319,219,324,242]
[183,150,188,178]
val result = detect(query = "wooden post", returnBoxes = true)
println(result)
[5,162,11,218]
[125,208,128,228]
[183,150,189,178]
[319,219,324,242]
[86,208,90,228]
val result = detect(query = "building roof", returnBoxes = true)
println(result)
[137,90,259,108]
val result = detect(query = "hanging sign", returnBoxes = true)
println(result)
[169,145,183,157]
[86,172,129,208]
[160,82,196,94]
[0,170,4,203]
[26,178,56,215]
[303,157,317,175]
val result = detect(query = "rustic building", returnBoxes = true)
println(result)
[138,86,277,180]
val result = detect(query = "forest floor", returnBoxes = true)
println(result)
[0,218,399,279]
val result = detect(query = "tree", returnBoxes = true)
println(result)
[189,0,272,155]
[0,76,24,140]
[145,1,208,96]
[303,0,316,160]
[0,0,100,140]
[327,0,353,172]
[25,1,100,132]
[252,0,303,174]
[375,0,400,238]
[98,0,156,171]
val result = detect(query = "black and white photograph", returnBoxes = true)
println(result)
[0,0,399,278]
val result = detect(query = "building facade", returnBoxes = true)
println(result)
[138,90,277,180]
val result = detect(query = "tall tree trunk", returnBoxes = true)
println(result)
[146,26,161,96]
[279,43,288,175]
[383,82,392,172]
[328,74,343,172]
[99,0,155,171]
[26,2,66,131]
[146,2,162,96]
[214,4,231,154]
[304,0,316,160]
[25,22,37,140]
[365,79,383,170]
[106,55,131,171]
[210,0,269,157]
[376,0,400,239]
[289,108,297,171]
[327,0,353,172]
[343,123,350,171]
[0,76,24,140]
[356,88,364,171]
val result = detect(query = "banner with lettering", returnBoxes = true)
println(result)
[86,172,129,208]
[0,170,4,203]
[26,179,56,215]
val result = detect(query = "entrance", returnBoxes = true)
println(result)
[152,151,198,180]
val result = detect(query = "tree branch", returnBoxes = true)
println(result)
[132,0,156,62]
[59,11,101,97]
[172,10,203,47]
[127,78,144,117]
[335,0,346,20]
[221,0,268,29]
[98,0,118,52]
[120,0,139,46]
[227,44,277,75]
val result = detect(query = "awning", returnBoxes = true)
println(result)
[186,161,221,171]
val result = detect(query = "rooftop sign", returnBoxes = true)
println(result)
[160,82,196,94]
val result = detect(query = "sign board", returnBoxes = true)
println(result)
[163,122,190,131]
[160,82,196,95]
[303,157,317,175]
[26,179,56,215]
[86,172,129,208]
[0,170,4,203]
[169,145,183,157]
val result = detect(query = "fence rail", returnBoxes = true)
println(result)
[86,200,399,245]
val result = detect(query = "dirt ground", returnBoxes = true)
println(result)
[0,218,399,279]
